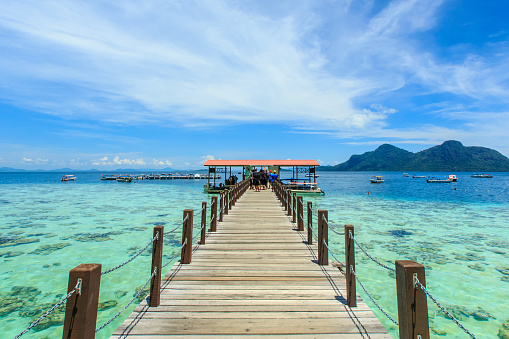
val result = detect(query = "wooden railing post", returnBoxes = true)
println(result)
[62,263,101,339]
[211,196,217,232]
[307,201,313,245]
[224,190,229,215]
[287,190,292,216]
[396,260,429,339]
[181,209,193,264]
[228,188,233,210]
[281,185,288,211]
[219,192,224,222]
[149,225,164,307]
[292,193,297,223]
[200,201,207,245]
[345,224,356,307]
[318,210,328,265]
[297,196,304,231]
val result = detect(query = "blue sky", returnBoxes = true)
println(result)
[1,0,509,170]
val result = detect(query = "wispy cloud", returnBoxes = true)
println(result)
[0,0,508,151]
[91,156,146,166]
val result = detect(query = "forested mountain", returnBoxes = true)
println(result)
[320,141,509,171]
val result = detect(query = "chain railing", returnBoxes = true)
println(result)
[351,266,399,326]
[14,280,81,338]
[414,277,478,339]
[323,239,344,266]
[162,239,187,269]
[193,223,206,242]
[95,268,158,333]
[101,233,159,275]
[350,232,395,272]
[322,214,345,236]
[193,206,206,217]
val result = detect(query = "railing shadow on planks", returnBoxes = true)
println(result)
[272,180,479,339]
[13,179,250,339]
[14,178,479,339]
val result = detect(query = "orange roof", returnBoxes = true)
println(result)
[203,160,320,167]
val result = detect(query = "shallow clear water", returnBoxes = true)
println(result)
[1,171,508,338]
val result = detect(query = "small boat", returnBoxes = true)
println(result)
[100,175,118,181]
[426,176,452,183]
[286,182,325,195]
[412,175,426,178]
[61,175,76,181]
[305,173,320,178]
[471,173,493,178]
[117,176,133,182]
[448,174,458,182]
[403,173,409,177]
[370,176,384,183]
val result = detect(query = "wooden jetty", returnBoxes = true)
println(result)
[112,188,390,338]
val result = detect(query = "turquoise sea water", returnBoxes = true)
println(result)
[1,171,508,338]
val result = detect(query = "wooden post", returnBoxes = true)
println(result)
[396,260,429,339]
[307,201,313,245]
[149,225,164,307]
[283,187,287,211]
[287,191,292,216]
[200,201,207,245]
[211,196,217,232]
[219,193,224,222]
[345,224,356,307]
[292,193,297,223]
[224,190,229,215]
[318,210,328,265]
[62,263,101,339]
[181,209,193,264]
[297,196,304,231]
[228,188,233,210]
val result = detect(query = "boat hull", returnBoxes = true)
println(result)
[290,189,325,196]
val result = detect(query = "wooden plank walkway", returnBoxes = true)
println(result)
[112,189,390,338]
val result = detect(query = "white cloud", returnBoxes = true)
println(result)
[92,156,146,166]
[152,159,172,166]
[199,155,215,165]
[21,157,33,162]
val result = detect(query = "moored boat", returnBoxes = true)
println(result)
[448,174,458,182]
[100,175,118,180]
[471,173,493,178]
[285,181,325,195]
[412,175,426,178]
[370,176,384,183]
[61,175,76,181]
[117,176,133,182]
[426,176,452,183]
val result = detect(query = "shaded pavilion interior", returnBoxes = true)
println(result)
[203,159,320,189]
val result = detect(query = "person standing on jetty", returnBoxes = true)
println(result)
[270,171,278,188]
[249,167,255,190]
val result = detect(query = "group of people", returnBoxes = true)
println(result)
[249,168,278,192]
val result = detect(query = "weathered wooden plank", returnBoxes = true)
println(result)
[113,317,388,335]
[124,311,378,319]
[110,335,392,339]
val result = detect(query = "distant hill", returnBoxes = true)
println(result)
[320,140,509,172]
